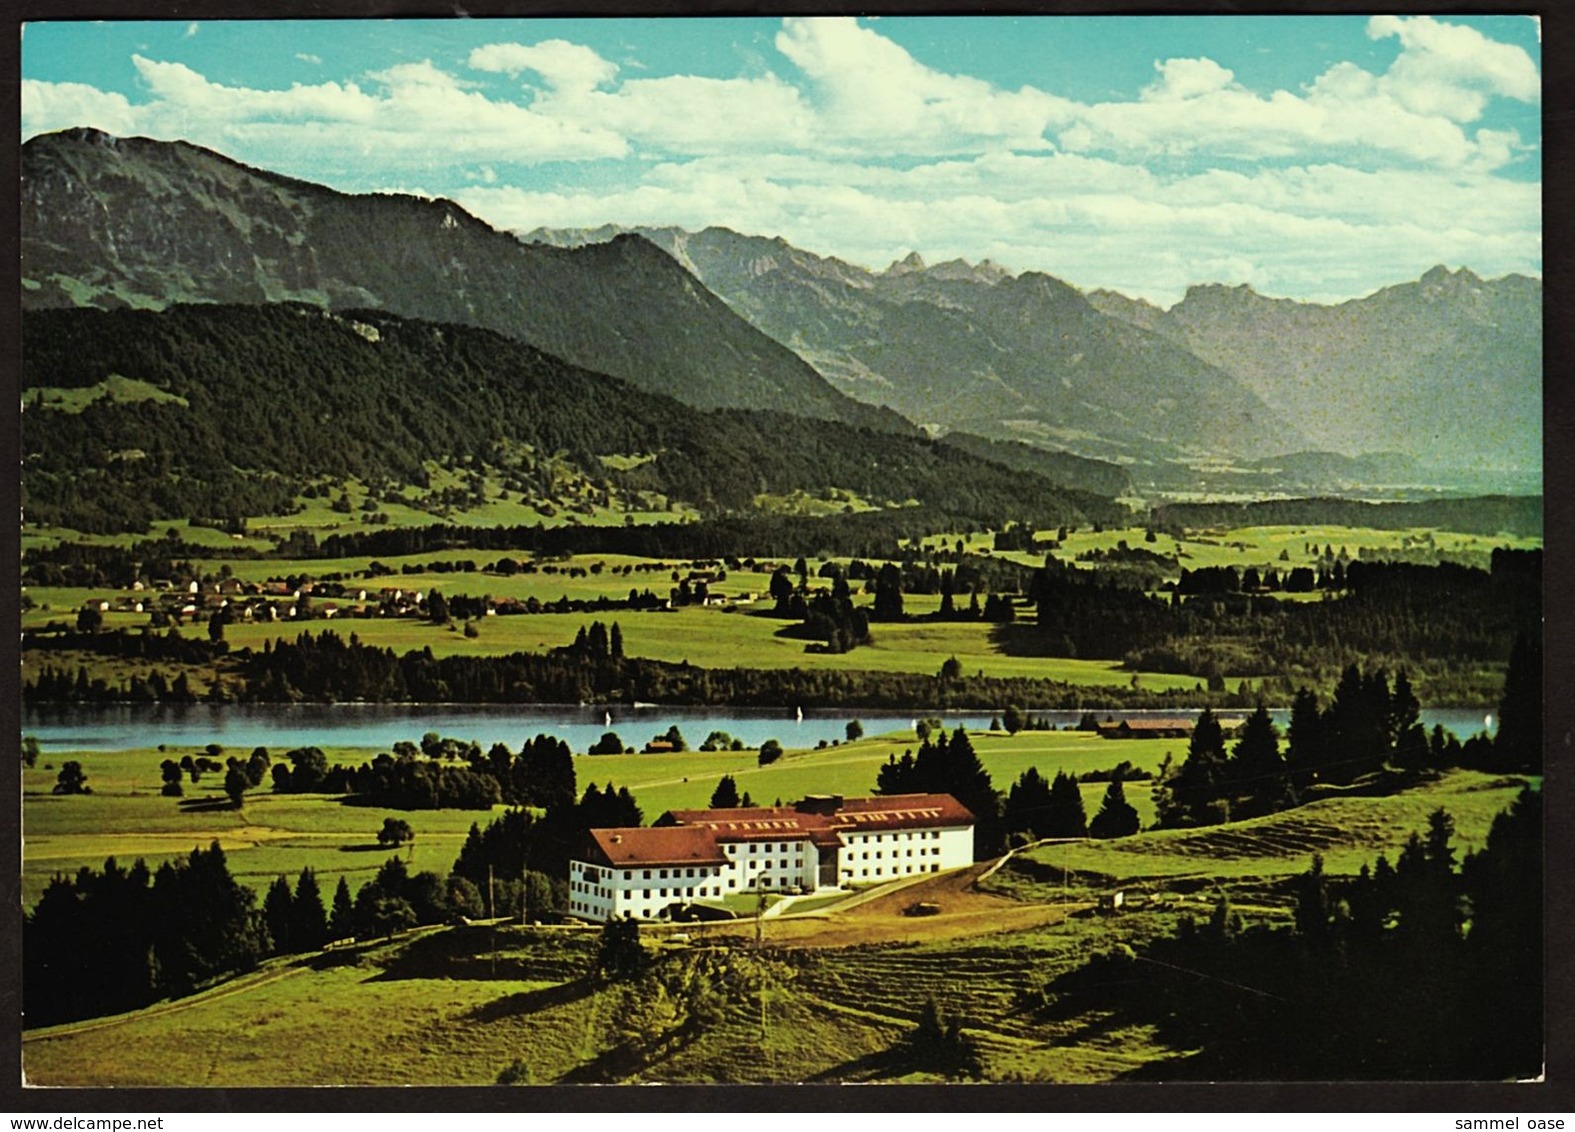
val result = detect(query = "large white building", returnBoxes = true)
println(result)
[567,792,975,922]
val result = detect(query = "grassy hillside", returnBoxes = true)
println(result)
[22,766,1529,1086]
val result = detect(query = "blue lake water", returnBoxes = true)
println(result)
[22,703,1498,755]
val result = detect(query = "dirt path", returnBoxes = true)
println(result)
[691,862,1091,949]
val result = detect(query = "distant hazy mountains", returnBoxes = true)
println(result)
[1089,268,1542,477]
[524,224,1309,468]
[21,128,903,434]
[528,225,1540,485]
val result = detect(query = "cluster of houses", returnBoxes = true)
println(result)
[83,577,387,626]
[567,792,976,923]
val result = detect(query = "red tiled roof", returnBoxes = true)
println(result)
[658,793,974,843]
[582,826,729,868]
[662,805,817,842]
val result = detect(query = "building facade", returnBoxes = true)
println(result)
[567,792,974,922]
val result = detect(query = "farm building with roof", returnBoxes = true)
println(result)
[567,792,974,922]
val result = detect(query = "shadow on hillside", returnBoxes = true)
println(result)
[986,623,1083,658]
[553,1025,706,1084]
[802,1048,899,1083]
[337,843,399,853]
[554,1042,639,1084]
[467,978,597,1022]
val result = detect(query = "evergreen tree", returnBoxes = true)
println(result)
[596,915,647,982]
[263,875,294,955]
[1089,780,1140,838]
[1227,704,1285,812]
[1158,709,1229,827]
[709,775,741,809]
[1045,770,1089,838]
[1003,767,1054,841]
[290,867,329,953]
[897,998,983,1079]
[329,876,356,940]
[872,562,904,621]
[1286,687,1325,788]
[1495,633,1542,772]
[1294,853,1332,942]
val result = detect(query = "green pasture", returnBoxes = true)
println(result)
[25,592,1225,688]
[21,729,1184,909]
[1000,769,1534,893]
[203,607,1212,688]
[19,757,1535,1087]
[22,750,489,906]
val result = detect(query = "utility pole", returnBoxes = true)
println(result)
[488,865,497,978]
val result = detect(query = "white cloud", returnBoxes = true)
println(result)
[1369,15,1539,119]
[455,144,1537,305]
[773,16,1069,154]
[184,22,198,38]
[22,54,630,170]
[1144,57,1238,101]
[21,78,139,137]
[469,40,618,93]
[296,53,323,65]
[18,16,1541,303]
[1060,17,1537,171]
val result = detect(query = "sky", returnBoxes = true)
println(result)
[20,15,1543,305]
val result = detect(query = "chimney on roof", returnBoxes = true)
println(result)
[796,794,844,816]
[611,834,622,843]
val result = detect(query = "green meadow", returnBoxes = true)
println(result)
[20,758,1530,1087]
[22,728,1188,907]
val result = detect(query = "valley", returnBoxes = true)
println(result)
[17,119,1544,1090]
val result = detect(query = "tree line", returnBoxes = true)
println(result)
[1149,639,1539,832]
[1149,495,1542,540]
[1039,789,1541,1079]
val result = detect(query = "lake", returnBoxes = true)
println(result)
[22,703,1498,754]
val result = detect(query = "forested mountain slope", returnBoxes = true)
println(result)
[21,304,1121,534]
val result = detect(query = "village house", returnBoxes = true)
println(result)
[566,792,974,923]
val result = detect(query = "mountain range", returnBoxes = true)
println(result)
[21,128,903,435]
[523,224,1310,468]
[525,225,1541,486]
[1089,268,1542,476]
[22,128,1541,496]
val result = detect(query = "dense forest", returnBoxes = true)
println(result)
[1150,495,1542,539]
[22,304,1118,534]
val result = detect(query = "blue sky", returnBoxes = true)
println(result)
[21,16,1542,304]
